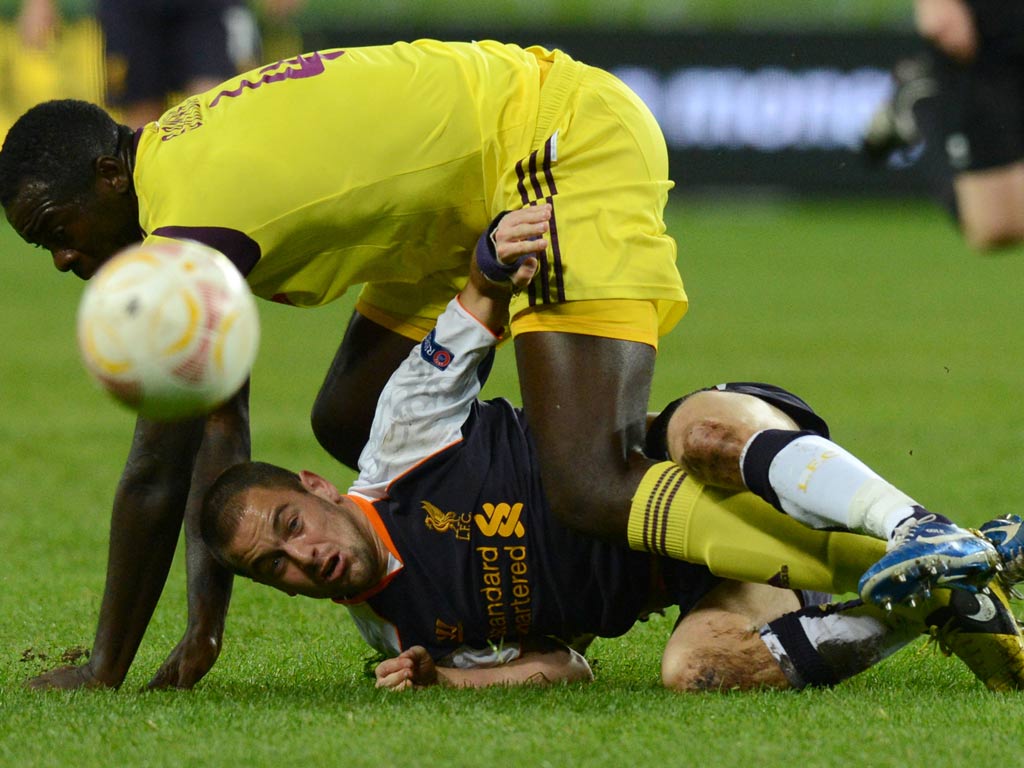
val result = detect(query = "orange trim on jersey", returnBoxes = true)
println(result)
[333,494,404,604]
[455,294,505,340]
[380,436,467,497]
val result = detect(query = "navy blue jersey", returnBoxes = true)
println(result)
[358,396,658,660]
[341,298,716,664]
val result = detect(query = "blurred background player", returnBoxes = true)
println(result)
[16,0,303,127]
[862,0,1024,251]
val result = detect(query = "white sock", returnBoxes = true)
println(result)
[753,433,919,540]
[759,600,916,688]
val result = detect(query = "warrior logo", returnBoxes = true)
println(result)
[474,502,525,538]
[435,618,464,643]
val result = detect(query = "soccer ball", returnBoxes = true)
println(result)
[76,239,260,420]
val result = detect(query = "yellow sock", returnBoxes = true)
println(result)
[627,462,885,594]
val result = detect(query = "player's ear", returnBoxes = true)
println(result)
[298,470,343,502]
[94,155,130,192]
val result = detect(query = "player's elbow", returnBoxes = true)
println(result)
[527,648,594,686]
[561,648,596,684]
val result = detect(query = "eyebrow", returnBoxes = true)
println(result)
[18,197,62,241]
[248,503,288,575]
[271,503,288,536]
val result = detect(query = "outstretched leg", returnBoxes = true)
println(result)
[648,385,999,607]
[662,581,919,692]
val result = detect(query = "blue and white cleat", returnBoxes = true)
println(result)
[979,514,1024,590]
[859,515,1001,611]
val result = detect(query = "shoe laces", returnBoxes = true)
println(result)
[979,516,1024,590]
[890,513,938,548]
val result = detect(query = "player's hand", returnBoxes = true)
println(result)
[471,205,549,294]
[914,0,978,64]
[25,663,105,691]
[374,646,439,691]
[489,204,550,289]
[146,629,221,690]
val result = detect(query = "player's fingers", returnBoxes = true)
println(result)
[510,257,539,289]
[145,667,176,690]
[500,216,549,242]
[375,657,405,677]
[376,667,413,690]
[518,203,552,222]
[495,207,550,243]
[497,235,547,263]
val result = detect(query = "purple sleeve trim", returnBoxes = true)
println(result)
[151,225,262,277]
[475,211,528,284]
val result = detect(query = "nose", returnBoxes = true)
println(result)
[52,248,81,273]
[284,542,319,573]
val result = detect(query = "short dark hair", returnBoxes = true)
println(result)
[0,99,123,207]
[200,461,306,574]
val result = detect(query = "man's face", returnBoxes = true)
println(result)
[4,175,141,280]
[224,479,385,601]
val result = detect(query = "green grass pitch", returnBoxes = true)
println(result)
[2,199,1024,767]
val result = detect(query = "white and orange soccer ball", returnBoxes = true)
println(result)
[76,239,260,420]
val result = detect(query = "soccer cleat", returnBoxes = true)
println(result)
[978,514,1024,589]
[858,515,1001,609]
[927,581,1024,692]
[861,54,937,166]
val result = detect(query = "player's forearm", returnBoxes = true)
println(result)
[435,649,594,688]
[456,285,510,335]
[89,479,192,684]
[87,419,205,685]
[182,393,251,635]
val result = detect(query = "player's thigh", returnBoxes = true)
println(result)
[661,580,800,692]
[310,309,417,468]
[954,162,1024,250]
[513,329,656,540]
[312,270,470,466]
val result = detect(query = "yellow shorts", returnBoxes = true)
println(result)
[358,48,688,349]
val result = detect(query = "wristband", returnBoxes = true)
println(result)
[475,211,529,284]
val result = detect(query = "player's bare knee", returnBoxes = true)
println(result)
[663,609,790,693]
[668,415,749,489]
[662,636,786,693]
[665,391,799,488]
[661,643,757,693]
[661,649,716,693]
